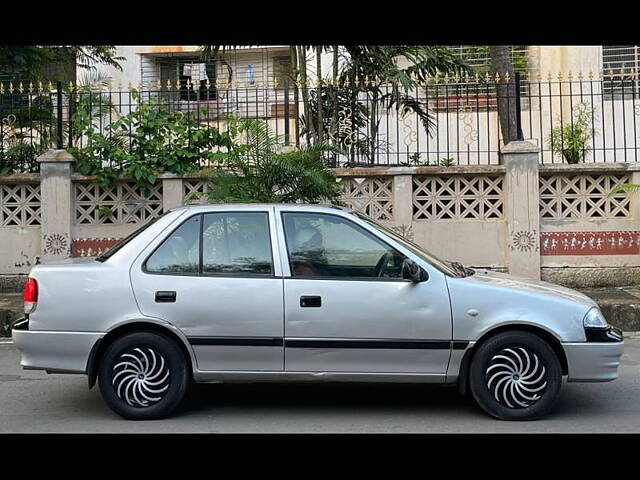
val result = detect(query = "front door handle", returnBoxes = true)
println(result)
[300,296,321,307]
[155,291,177,303]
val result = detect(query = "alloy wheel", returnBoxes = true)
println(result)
[112,347,171,408]
[485,347,547,409]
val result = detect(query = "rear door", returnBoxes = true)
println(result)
[130,208,284,372]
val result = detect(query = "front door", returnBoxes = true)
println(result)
[279,211,452,375]
[130,209,284,372]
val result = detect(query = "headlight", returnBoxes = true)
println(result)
[583,307,608,329]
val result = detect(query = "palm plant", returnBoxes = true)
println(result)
[344,46,469,164]
[299,46,469,164]
[202,117,342,204]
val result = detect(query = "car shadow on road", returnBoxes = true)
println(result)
[178,382,480,417]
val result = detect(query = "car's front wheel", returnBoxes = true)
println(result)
[98,331,189,420]
[469,331,562,421]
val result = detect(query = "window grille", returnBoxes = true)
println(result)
[602,45,639,97]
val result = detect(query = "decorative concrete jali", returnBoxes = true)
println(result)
[1,149,640,289]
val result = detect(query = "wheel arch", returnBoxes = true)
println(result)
[457,323,569,396]
[86,320,196,389]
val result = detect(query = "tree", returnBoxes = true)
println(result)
[200,45,468,164]
[0,46,123,81]
[336,46,468,164]
[489,46,520,145]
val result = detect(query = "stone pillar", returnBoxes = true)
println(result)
[503,141,541,279]
[160,174,184,212]
[391,170,414,228]
[37,149,74,261]
[630,168,640,221]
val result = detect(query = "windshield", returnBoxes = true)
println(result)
[353,212,473,278]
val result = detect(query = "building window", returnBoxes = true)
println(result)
[421,46,529,111]
[273,56,292,87]
[447,46,529,77]
[141,54,221,101]
[602,45,639,97]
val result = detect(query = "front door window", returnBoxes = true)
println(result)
[282,213,406,279]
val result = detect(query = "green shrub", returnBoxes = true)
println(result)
[547,102,596,164]
[69,90,233,188]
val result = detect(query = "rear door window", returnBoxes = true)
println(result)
[202,212,273,275]
[145,215,200,274]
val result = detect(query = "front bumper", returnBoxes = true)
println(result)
[563,328,624,382]
[12,326,103,374]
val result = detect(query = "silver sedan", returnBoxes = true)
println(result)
[12,204,623,420]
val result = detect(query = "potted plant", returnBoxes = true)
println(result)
[547,102,596,164]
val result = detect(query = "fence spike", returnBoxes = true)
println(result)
[18,82,24,94]
[444,72,450,84]
[37,81,43,94]
[48,81,53,92]
[557,71,563,81]
[567,71,573,81]
[205,79,211,90]
[631,68,637,80]
[28,82,34,94]
[156,79,162,91]
[0,83,3,95]
[504,72,510,83]
[8,82,13,94]
[577,71,584,80]
[494,72,500,83]
[619,68,625,80]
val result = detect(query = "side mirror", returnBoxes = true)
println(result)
[402,258,428,282]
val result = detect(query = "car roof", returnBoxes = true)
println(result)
[172,203,355,215]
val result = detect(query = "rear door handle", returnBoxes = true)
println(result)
[155,291,177,303]
[300,296,321,307]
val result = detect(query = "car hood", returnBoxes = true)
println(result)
[466,269,597,308]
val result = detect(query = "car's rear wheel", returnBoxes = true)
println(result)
[98,331,189,420]
[469,331,562,421]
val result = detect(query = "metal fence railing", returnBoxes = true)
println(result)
[1,73,639,172]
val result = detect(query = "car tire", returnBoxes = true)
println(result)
[469,331,562,421]
[98,331,189,420]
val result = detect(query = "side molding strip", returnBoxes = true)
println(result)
[187,337,470,350]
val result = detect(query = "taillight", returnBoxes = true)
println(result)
[23,277,38,314]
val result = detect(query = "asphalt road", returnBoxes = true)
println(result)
[1,339,639,433]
